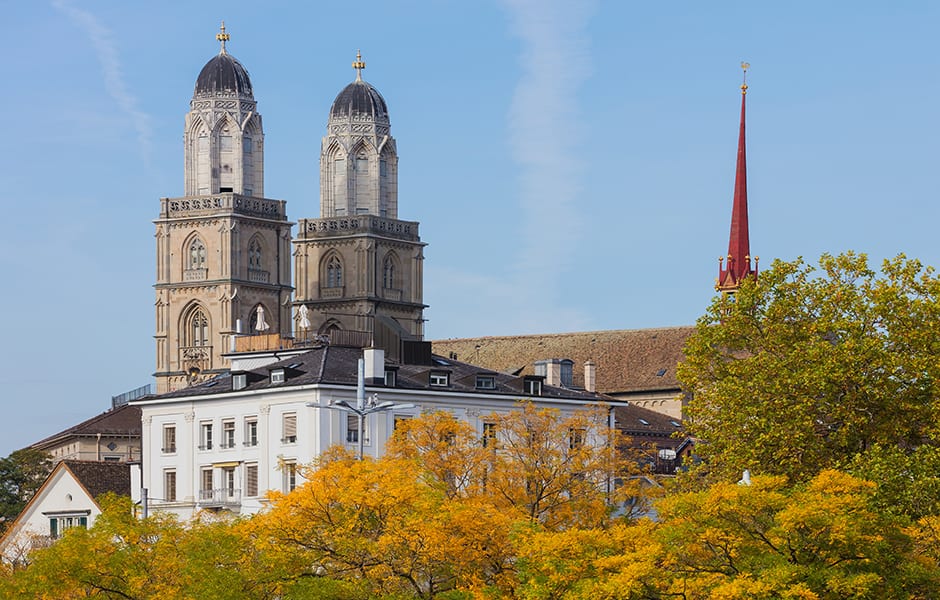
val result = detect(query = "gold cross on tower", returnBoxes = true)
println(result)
[741,61,750,94]
[352,50,366,81]
[217,21,230,54]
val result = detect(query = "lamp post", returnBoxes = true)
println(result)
[308,358,414,459]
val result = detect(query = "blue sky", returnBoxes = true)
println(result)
[0,1,937,456]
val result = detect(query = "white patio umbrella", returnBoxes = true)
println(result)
[254,305,270,333]
[297,304,311,338]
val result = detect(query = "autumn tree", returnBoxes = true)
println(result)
[0,448,52,534]
[388,405,643,530]
[679,252,940,482]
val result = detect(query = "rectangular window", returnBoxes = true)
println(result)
[244,418,258,446]
[49,515,88,539]
[233,373,247,390]
[429,371,449,387]
[524,378,542,396]
[243,136,252,153]
[200,422,213,450]
[271,369,285,384]
[380,159,387,177]
[162,425,177,453]
[384,369,397,387]
[475,375,496,390]
[220,135,233,152]
[282,413,297,444]
[282,461,297,493]
[200,467,213,498]
[569,428,585,450]
[394,415,412,431]
[223,467,236,497]
[222,420,235,449]
[345,413,370,444]
[346,413,360,443]
[482,422,497,447]
[164,470,177,502]
[245,463,258,497]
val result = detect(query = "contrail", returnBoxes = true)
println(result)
[52,0,153,165]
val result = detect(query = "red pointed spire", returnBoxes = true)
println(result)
[717,63,758,292]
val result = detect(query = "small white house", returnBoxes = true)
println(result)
[0,461,131,566]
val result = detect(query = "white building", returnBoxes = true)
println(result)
[0,461,131,566]
[133,344,618,519]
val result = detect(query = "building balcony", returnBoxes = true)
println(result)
[248,268,270,283]
[198,488,241,508]
[184,268,208,281]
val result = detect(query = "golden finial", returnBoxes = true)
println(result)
[740,61,749,94]
[352,49,366,81]
[216,21,230,54]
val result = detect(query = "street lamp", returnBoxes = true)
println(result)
[308,357,414,459]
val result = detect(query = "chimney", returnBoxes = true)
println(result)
[584,360,596,393]
[363,347,385,385]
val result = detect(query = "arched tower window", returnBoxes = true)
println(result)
[248,237,263,269]
[383,254,397,289]
[326,255,343,288]
[189,238,207,270]
[187,308,210,347]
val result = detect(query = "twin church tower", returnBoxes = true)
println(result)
[154,26,425,392]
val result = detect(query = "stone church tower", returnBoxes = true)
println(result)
[294,53,426,359]
[154,25,293,393]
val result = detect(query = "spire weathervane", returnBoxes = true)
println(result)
[741,61,749,94]
[217,21,230,54]
[352,49,366,81]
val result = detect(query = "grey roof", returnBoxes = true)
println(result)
[63,461,131,499]
[32,404,141,449]
[614,404,684,447]
[147,344,604,403]
[330,80,389,122]
[195,52,253,98]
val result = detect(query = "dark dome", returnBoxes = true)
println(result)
[330,80,388,121]
[194,53,253,98]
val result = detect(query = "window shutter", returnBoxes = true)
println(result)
[246,464,258,497]
[283,414,297,441]
[79,516,88,528]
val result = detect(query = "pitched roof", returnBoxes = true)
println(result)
[614,404,683,445]
[431,327,695,395]
[32,404,141,449]
[63,461,132,499]
[145,344,604,403]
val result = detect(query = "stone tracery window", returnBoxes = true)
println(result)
[383,254,396,289]
[189,238,207,270]
[326,255,343,288]
[187,308,209,347]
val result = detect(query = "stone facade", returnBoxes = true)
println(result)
[154,44,293,393]
[293,64,426,356]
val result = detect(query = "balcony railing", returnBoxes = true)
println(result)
[248,268,270,283]
[198,488,241,508]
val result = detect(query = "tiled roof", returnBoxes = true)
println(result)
[63,460,131,499]
[614,404,684,447]
[32,404,142,449]
[431,327,695,394]
[146,344,604,403]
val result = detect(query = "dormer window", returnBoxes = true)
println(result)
[524,376,543,396]
[475,375,496,390]
[232,373,247,391]
[385,369,397,387]
[270,369,285,384]
[429,371,449,387]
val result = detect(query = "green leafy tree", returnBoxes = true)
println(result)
[0,448,52,533]
[679,252,940,482]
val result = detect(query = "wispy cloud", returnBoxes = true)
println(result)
[502,0,594,274]
[52,0,153,164]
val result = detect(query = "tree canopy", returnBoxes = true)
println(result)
[0,448,52,534]
[678,252,940,482]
